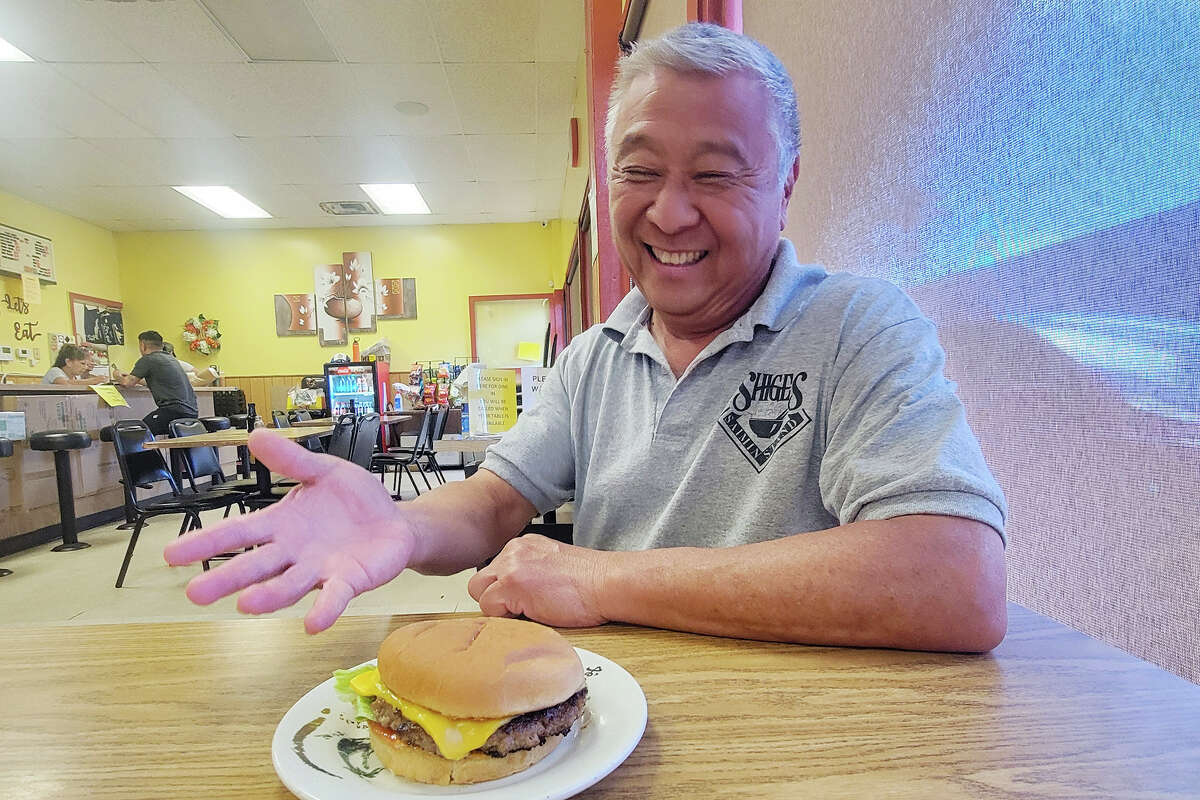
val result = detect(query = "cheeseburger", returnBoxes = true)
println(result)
[334,617,588,785]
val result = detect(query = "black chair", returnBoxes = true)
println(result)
[29,430,93,552]
[200,416,231,432]
[109,420,244,588]
[422,406,450,485]
[272,410,290,428]
[371,408,436,497]
[0,438,12,576]
[348,412,382,471]
[168,419,256,502]
[326,413,358,461]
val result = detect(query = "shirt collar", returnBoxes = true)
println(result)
[602,238,824,351]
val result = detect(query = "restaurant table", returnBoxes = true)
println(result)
[290,413,412,428]
[2,603,1198,799]
[144,425,332,495]
[433,435,501,454]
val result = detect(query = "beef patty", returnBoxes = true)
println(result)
[370,687,588,758]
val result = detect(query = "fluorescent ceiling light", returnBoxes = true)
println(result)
[0,36,33,62]
[172,186,271,219]
[360,184,431,215]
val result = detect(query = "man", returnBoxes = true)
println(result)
[166,24,1007,652]
[115,330,198,435]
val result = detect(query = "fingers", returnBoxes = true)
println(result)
[247,428,337,484]
[184,545,291,606]
[467,567,498,601]
[474,580,519,619]
[304,577,356,634]
[164,513,278,566]
[237,561,322,616]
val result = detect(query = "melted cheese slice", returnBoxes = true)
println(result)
[349,667,512,760]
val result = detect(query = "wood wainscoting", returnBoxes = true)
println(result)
[221,372,412,420]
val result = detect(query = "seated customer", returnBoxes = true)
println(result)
[42,344,107,386]
[162,342,221,387]
[113,330,198,435]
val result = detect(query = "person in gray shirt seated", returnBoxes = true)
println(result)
[163,24,1007,653]
[43,343,107,386]
[114,330,198,436]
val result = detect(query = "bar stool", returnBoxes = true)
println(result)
[0,437,12,576]
[29,429,93,551]
[200,416,231,432]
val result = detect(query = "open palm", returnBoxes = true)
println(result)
[164,429,416,633]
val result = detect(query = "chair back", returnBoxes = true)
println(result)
[168,418,224,491]
[326,413,357,460]
[430,406,450,447]
[412,407,436,453]
[272,410,290,428]
[349,412,382,469]
[295,409,313,421]
[110,420,179,503]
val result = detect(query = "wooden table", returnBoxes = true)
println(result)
[289,414,412,428]
[433,435,501,454]
[145,426,332,494]
[2,604,1198,799]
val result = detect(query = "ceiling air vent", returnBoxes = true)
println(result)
[319,200,380,216]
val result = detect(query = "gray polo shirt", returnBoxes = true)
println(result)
[483,239,1006,551]
[130,350,198,415]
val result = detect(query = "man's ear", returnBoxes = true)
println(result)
[779,156,800,230]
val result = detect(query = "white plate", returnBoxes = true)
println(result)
[271,648,647,800]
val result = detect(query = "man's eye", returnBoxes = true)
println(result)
[618,167,657,180]
[695,172,731,182]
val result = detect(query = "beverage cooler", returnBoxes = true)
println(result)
[323,361,391,418]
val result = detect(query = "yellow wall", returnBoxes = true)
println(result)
[0,189,128,378]
[556,47,593,286]
[114,222,561,376]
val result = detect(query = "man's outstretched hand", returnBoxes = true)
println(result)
[163,429,417,633]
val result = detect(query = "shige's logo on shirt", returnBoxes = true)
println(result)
[718,370,812,471]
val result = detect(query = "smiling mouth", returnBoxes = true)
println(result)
[645,244,708,266]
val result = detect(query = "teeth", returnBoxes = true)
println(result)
[650,247,707,265]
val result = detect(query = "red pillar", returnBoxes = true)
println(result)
[687,0,743,32]
[584,0,628,322]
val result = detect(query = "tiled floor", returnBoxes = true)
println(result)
[0,468,479,627]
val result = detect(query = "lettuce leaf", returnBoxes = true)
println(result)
[332,664,378,722]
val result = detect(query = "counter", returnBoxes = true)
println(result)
[0,384,237,553]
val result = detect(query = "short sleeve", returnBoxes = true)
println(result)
[480,359,577,515]
[129,355,152,380]
[819,315,1007,542]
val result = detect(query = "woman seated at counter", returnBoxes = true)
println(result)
[42,344,108,386]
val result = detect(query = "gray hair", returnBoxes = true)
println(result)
[605,23,801,184]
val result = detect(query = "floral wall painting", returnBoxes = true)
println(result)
[274,293,316,336]
[314,263,349,346]
[342,251,376,333]
[376,277,418,320]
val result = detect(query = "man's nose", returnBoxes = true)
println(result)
[645,179,700,233]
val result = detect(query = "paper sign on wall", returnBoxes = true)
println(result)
[21,271,40,304]
[90,384,129,407]
[0,411,26,440]
[469,369,518,435]
[520,367,550,412]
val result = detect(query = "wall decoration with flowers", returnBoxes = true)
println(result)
[182,315,221,355]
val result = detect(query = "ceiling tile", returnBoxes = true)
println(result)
[82,137,275,187]
[392,136,476,181]
[98,0,247,63]
[0,63,150,139]
[238,184,325,219]
[314,137,416,183]
[430,0,537,63]
[537,0,585,63]
[536,133,572,180]
[242,137,344,184]
[0,0,139,63]
[465,134,538,182]
[536,178,564,212]
[444,63,537,134]
[416,181,484,214]
[345,64,462,136]
[155,63,381,137]
[477,180,539,214]
[55,64,230,139]
[307,0,441,63]
[0,139,143,187]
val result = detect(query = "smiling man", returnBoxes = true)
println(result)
[165,24,1007,653]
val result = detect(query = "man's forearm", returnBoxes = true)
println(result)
[405,469,537,575]
[596,515,1007,652]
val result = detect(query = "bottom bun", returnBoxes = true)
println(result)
[369,727,567,786]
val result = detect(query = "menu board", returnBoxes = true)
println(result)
[0,223,55,282]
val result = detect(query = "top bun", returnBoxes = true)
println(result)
[377,617,585,720]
